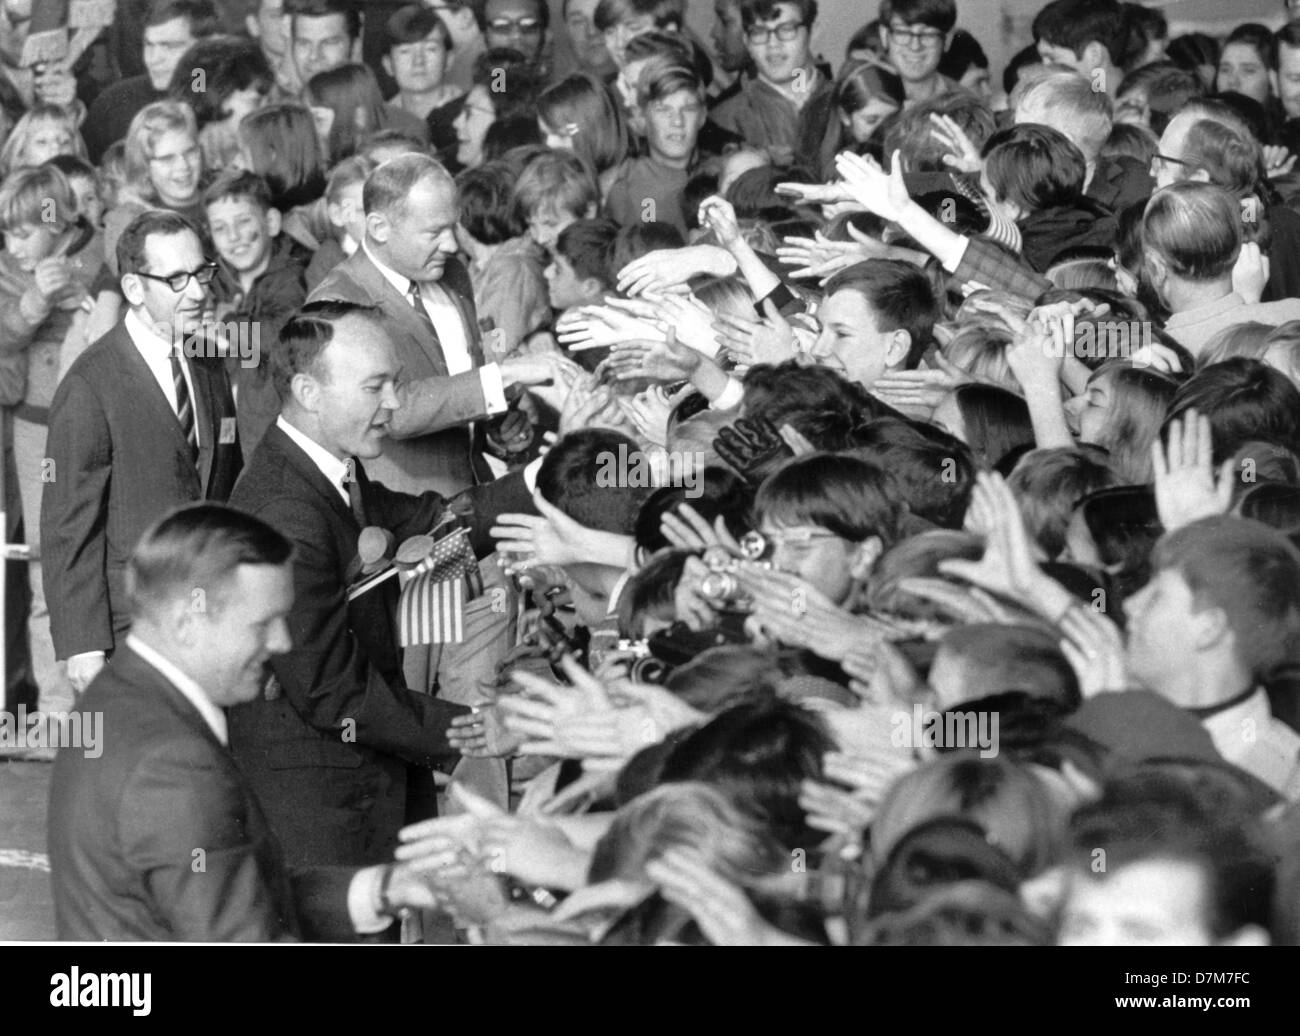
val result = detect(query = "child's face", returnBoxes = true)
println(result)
[643,87,705,165]
[528,205,578,248]
[207,195,278,275]
[544,251,592,309]
[24,117,74,166]
[759,520,865,607]
[4,221,61,270]
[327,180,367,244]
[1057,861,1217,946]
[68,172,103,227]
[148,128,203,206]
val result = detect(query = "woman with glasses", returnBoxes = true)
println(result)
[103,101,208,276]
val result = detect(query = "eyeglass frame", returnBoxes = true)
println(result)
[887,22,946,48]
[486,16,543,36]
[744,20,805,45]
[134,263,219,293]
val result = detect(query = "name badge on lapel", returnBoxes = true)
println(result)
[219,417,237,445]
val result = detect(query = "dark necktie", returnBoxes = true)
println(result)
[170,353,198,462]
[407,281,441,344]
[345,457,367,526]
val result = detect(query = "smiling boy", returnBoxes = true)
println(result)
[204,170,310,459]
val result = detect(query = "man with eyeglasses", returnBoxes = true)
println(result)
[475,0,550,71]
[877,0,962,107]
[42,211,242,696]
[711,0,831,160]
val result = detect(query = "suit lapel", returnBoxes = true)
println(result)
[262,424,358,531]
[110,324,195,457]
[353,252,451,377]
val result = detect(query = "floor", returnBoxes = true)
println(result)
[0,757,55,940]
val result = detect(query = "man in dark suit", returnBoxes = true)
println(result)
[48,504,448,941]
[308,151,557,498]
[309,153,555,802]
[227,300,523,869]
[41,210,243,695]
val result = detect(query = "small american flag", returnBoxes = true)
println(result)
[398,526,480,645]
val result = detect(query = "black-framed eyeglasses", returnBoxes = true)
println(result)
[1151,152,1194,170]
[888,23,945,48]
[487,16,542,35]
[745,20,804,44]
[136,263,218,293]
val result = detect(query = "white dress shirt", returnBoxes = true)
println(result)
[126,633,228,746]
[1201,687,1300,800]
[363,242,508,414]
[277,416,351,504]
[125,308,201,445]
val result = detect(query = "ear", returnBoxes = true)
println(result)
[1082,41,1107,73]
[366,210,391,244]
[265,207,283,238]
[171,595,202,648]
[878,24,889,51]
[245,14,260,39]
[1188,602,1231,652]
[382,54,394,79]
[291,369,322,414]
[1270,71,1280,98]
[120,272,145,308]
[579,275,603,299]
[351,35,364,64]
[849,535,883,581]
[884,328,912,369]
[1188,167,1212,183]
[583,200,597,219]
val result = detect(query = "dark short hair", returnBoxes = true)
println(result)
[471,47,543,118]
[536,428,655,535]
[1278,21,1300,53]
[1068,772,1275,938]
[1032,0,1129,65]
[739,0,818,31]
[554,217,619,288]
[385,3,451,51]
[1223,22,1276,70]
[1116,61,1203,136]
[878,0,953,34]
[116,209,202,278]
[167,35,272,127]
[1152,515,1300,684]
[593,0,680,33]
[982,124,1086,214]
[455,161,523,245]
[203,169,275,213]
[147,0,220,35]
[823,258,940,369]
[1164,357,1300,461]
[288,0,362,39]
[273,299,381,398]
[754,451,903,547]
[127,503,293,620]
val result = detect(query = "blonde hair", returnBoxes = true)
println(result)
[124,101,200,202]
[0,164,77,233]
[0,104,87,178]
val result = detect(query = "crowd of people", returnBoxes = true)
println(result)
[5,0,1300,945]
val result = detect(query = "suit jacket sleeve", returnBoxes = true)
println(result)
[387,367,491,438]
[255,493,469,767]
[42,372,114,658]
[119,736,298,942]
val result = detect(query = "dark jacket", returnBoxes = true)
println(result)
[48,645,359,941]
[1019,197,1117,273]
[41,320,241,658]
[226,422,534,866]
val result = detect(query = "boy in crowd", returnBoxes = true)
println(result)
[204,170,310,460]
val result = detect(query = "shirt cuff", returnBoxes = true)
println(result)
[479,363,508,415]
[67,650,106,664]
[711,377,745,411]
[944,236,972,275]
[523,456,544,495]
[348,865,393,935]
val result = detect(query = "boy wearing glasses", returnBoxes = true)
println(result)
[711,0,831,160]
[877,0,962,106]
[42,211,242,696]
